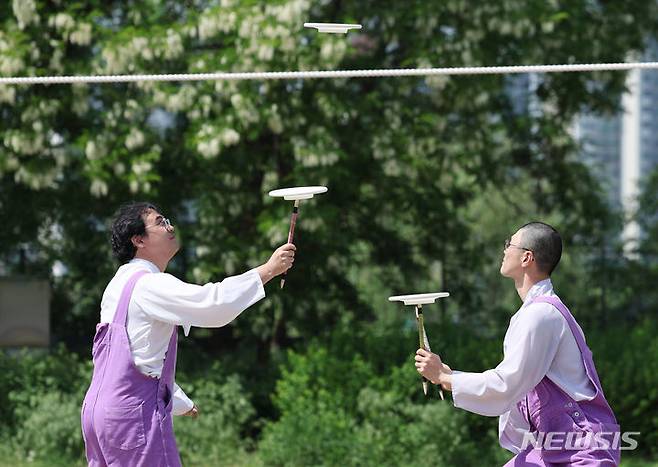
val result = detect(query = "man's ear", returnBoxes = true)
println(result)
[131,234,145,249]
[521,251,534,268]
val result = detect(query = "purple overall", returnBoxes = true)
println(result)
[81,271,182,466]
[505,296,620,466]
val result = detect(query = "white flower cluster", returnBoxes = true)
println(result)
[192,266,211,284]
[0,155,20,173]
[131,160,153,176]
[132,37,153,61]
[101,48,130,74]
[70,23,92,46]
[49,47,64,72]
[114,162,126,176]
[12,0,39,30]
[320,40,347,63]
[221,173,241,190]
[261,170,280,193]
[266,222,287,244]
[197,139,220,159]
[265,0,309,25]
[191,95,214,120]
[383,105,403,133]
[47,14,92,50]
[101,36,155,73]
[101,104,121,129]
[315,94,341,120]
[371,134,396,161]
[4,130,45,156]
[90,179,109,197]
[0,33,25,74]
[229,0,310,71]
[85,140,108,160]
[0,94,74,188]
[291,129,340,168]
[221,128,240,145]
[129,179,151,194]
[125,128,146,150]
[126,152,160,195]
[220,251,238,275]
[162,29,184,60]
[119,99,142,121]
[196,124,241,159]
[230,93,259,125]
[198,10,237,40]
[14,165,58,190]
[49,12,75,31]
[100,27,184,74]
[487,17,536,38]
[195,245,210,258]
[0,85,16,105]
[267,104,284,134]
[153,85,198,113]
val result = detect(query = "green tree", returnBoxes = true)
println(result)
[0,0,656,403]
[3,1,658,464]
[3,0,656,343]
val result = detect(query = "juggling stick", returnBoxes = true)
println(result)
[268,186,328,289]
[389,292,450,399]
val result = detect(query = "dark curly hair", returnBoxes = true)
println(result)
[110,201,161,263]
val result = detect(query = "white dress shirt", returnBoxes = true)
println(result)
[99,258,265,415]
[451,279,596,453]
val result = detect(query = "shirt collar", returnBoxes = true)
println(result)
[128,258,160,273]
[522,278,553,308]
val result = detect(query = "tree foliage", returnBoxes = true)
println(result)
[2,1,658,462]
[2,0,656,349]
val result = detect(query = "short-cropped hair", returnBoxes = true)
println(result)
[518,222,562,275]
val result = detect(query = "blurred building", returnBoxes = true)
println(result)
[571,112,623,209]
[573,41,658,250]
[507,41,658,250]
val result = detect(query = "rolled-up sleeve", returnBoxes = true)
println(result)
[134,268,266,330]
[451,304,564,417]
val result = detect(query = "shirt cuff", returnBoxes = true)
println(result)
[450,370,465,409]
[247,267,266,302]
[172,383,194,416]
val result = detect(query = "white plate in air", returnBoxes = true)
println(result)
[388,292,450,306]
[268,186,328,201]
[304,23,362,34]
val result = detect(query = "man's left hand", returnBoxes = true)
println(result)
[183,404,199,418]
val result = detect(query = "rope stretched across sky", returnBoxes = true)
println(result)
[1,62,658,85]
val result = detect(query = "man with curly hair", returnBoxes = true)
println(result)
[81,201,295,466]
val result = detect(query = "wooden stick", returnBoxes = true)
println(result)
[280,199,299,289]
[416,304,444,400]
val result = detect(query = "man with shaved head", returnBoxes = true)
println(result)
[415,222,620,466]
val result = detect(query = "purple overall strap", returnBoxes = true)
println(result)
[531,296,604,394]
[160,327,178,384]
[112,270,149,326]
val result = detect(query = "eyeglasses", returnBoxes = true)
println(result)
[146,217,174,232]
[504,238,532,252]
